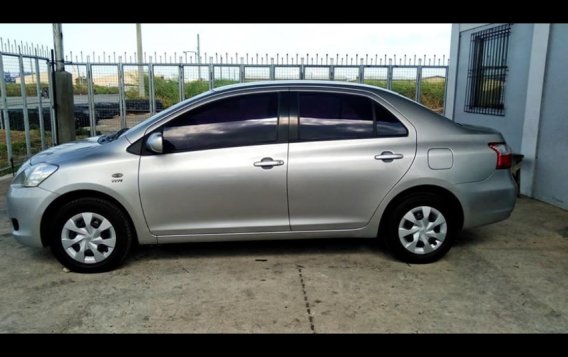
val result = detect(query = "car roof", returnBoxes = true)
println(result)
[211,79,394,95]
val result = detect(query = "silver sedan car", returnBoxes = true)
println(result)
[7,81,517,273]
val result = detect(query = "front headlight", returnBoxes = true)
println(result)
[23,163,59,187]
[15,159,31,177]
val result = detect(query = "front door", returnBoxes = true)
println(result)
[138,92,290,236]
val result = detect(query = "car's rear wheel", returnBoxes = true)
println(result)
[385,193,457,263]
[50,198,133,273]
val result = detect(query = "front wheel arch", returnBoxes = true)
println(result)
[40,190,138,247]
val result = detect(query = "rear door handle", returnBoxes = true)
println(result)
[375,151,404,163]
[254,157,284,168]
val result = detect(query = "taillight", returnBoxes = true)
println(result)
[489,143,512,169]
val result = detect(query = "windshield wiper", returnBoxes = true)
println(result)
[98,127,129,144]
[111,127,129,140]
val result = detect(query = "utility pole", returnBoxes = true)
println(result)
[197,33,201,63]
[136,23,144,97]
[197,34,201,81]
[184,34,202,80]
[53,24,65,72]
[52,23,75,144]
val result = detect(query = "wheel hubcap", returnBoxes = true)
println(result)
[398,206,447,255]
[61,212,116,264]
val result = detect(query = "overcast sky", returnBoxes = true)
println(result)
[0,23,451,63]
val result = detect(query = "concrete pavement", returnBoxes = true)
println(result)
[0,175,567,333]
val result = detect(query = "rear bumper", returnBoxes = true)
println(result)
[456,170,517,229]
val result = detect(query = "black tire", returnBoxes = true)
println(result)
[384,192,457,264]
[50,197,133,273]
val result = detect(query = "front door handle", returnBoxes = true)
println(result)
[254,157,284,169]
[375,151,404,163]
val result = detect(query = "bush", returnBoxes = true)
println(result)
[364,78,445,112]
[392,80,417,100]
[184,80,210,98]
[420,80,445,112]
[0,128,52,170]
[5,83,39,96]
[73,84,119,95]
[71,73,446,112]
[125,76,239,109]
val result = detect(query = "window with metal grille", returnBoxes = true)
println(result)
[465,24,511,116]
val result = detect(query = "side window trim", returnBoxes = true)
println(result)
[277,92,290,144]
[371,100,378,137]
[288,92,299,142]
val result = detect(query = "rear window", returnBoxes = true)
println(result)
[299,92,374,141]
[297,92,407,142]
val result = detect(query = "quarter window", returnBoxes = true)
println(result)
[163,93,278,152]
[374,103,408,137]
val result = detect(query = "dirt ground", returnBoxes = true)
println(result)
[0,175,567,333]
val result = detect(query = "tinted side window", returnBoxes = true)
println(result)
[375,103,408,137]
[163,93,278,152]
[299,92,374,141]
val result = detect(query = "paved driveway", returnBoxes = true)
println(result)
[0,175,567,333]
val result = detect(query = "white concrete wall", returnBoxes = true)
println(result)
[519,24,550,197]
[533,24,568,210]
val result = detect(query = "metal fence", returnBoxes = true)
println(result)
[0,40,55,174]
[68,52,449,138]
[0,39,449,174]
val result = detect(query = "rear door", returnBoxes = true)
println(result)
[287,90,416,231]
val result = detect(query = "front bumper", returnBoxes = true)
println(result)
[456,169,518,229]
[7,184,59,248]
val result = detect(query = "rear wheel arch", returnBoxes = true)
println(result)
[379,185,464,236]
[40,190,138,247]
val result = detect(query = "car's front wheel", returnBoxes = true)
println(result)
[50,197,133,273]
[385,193,457,263]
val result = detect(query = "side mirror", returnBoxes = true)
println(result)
[146,132,163,154]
